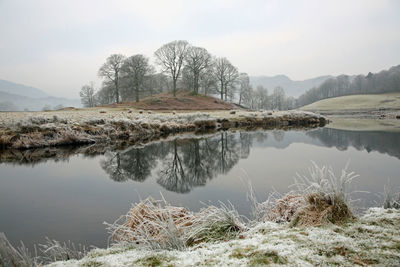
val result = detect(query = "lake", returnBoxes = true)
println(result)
[0,127,399,250]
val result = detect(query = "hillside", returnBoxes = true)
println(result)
[250,75,331,97]
[0,91,81,111]
[0,79,81,111]
[0,79,50,98]
[107,91,238,110]
[300,92,400,111]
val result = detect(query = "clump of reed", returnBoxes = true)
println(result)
[0,233,89,267]
[247,162,357,226]
[0,233,34,267]
[105,197,245,250]
[383,181,400,209]
[36,238,88,264]
[289,162,358,226]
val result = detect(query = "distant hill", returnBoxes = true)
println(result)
[250,75,331,97]
[0,79,81,111]
[0,91,81,111]
[0,79,50,98]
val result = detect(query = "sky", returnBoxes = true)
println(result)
[0,0,400,99]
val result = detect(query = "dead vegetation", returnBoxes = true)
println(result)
[105,91,237,110]
[106,197,245,250]
[247,162,357,227]
[0,111,326,150]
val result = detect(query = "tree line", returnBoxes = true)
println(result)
[297,65,400,107]
[80,40,296,110]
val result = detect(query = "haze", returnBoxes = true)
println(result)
[0,0,399,98]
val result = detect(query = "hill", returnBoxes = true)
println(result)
[106,91,238,110]
[250,75,331,97]
[300,92,400,111]
[0,91,81,111]
[0,79,50,98]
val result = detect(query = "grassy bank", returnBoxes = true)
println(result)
[300,92,400,112]
[46,208,399,267]
[0,110,326,150]
[1,163,399,266]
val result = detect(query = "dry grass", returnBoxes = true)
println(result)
[105,91,237,110]
[0,233,35,267]
[383,181,400,209]
[262,193,305,223]
[105,197,245,250]
[289,162,357,226]
[107,197,193,250]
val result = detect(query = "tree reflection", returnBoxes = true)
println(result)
[100,132,247,193]
[100,128,400,193]
[157,139,188,193]
[100,144,159,182]
[307,128,400,159]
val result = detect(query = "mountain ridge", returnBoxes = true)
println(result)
[0,79,81,111]
[0,79,50,99]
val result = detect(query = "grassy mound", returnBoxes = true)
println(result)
[106,91,238,110]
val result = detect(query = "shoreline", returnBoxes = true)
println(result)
[47,207,400,267]
[0,110,326,151]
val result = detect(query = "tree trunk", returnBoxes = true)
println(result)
[173,79,177,97]
[135,86,139,102]
[115,78,119,103]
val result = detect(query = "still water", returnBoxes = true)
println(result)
[0,128,399,250]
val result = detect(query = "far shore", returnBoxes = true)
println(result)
[0,109,326,151]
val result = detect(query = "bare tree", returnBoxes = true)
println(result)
[199,66,217,95]
[255,85,269,110]
[213,57,239,100]
[271,86,286,110]
[154,40,190,97]
[238,73,251,106]
[184,46,212,94]
[79,82,96,107]
[121,54,153,102]
[98,54,126,103]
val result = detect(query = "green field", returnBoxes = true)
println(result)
[300,92,400,111]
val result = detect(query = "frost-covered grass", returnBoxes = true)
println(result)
[6,163,395,267]
[0,109,326,150]
[47,208,400,267]
[105,198,245,251]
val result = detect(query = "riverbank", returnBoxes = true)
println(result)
[47,207,400,267]
[0,109,326,150]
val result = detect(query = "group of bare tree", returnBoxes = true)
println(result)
[240,84,296,111]
[79,39,305,110]
[79,40,246,107]
[297,65,400,107]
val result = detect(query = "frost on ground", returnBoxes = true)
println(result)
[0,109,326,150]
[47,208,400,267]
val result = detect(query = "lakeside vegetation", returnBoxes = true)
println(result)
[1,163,399,266]
[0,109,326,150]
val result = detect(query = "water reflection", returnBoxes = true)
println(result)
[1,128,400,250]
[1,128,400,195]
[307,128,400,159]
[101,132,251,193]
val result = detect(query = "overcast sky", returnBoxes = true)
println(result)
[0,0,399,98]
